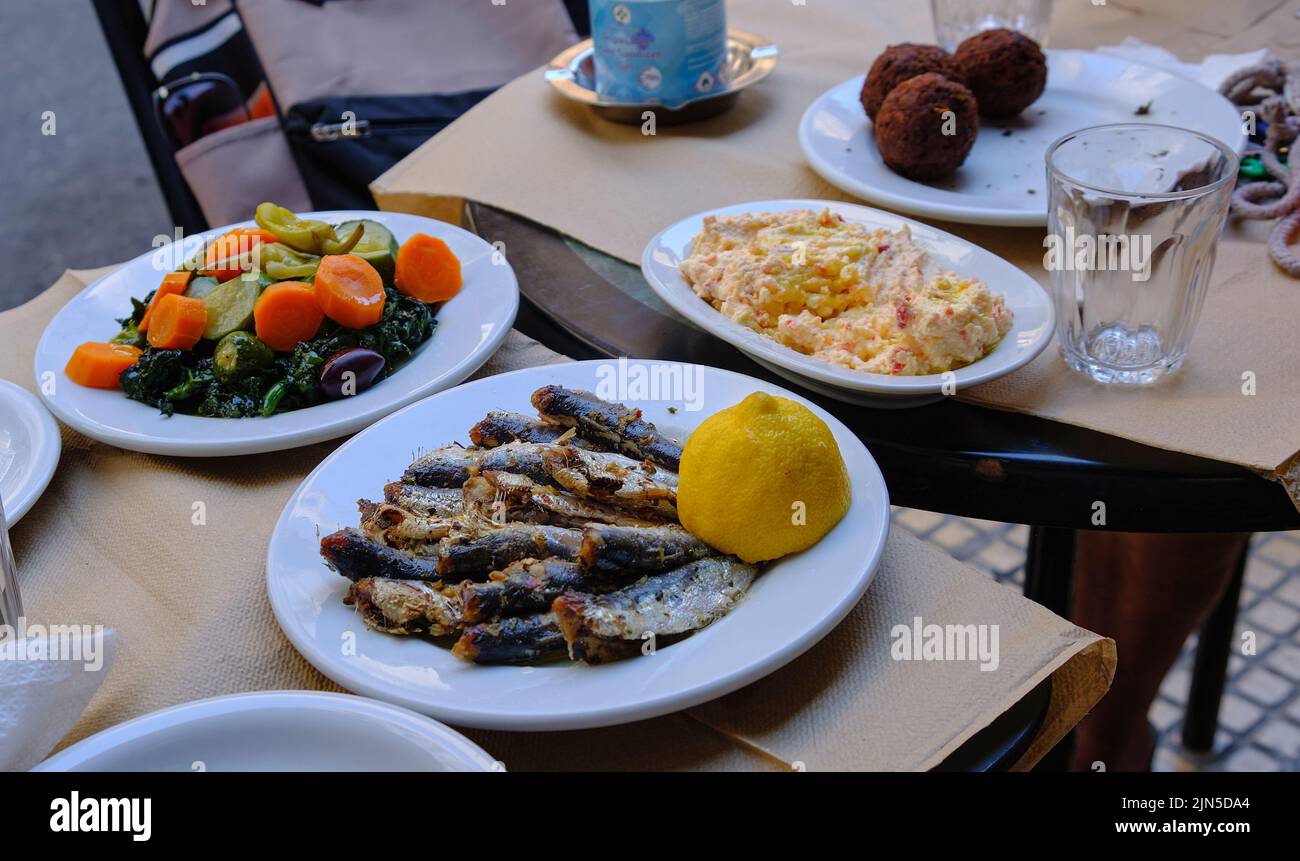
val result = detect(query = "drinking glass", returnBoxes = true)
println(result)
[931,0,1054,50]
[0,493,21,627]
[1045,124,1238,385]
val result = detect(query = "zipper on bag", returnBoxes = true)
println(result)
[307,118,452,142]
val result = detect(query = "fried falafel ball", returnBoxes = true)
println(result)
[874,73,979,181]
[860,43,964,121]
[953,28,1047,119]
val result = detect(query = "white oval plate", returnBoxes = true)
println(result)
[0,381,61,526]
[799,50,1247,226]
[267,360,889,731]
[32,212,518,457]
[33,691,498,772]
[642,199,1053,400]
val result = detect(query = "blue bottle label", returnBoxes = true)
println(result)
[590,0,728,109]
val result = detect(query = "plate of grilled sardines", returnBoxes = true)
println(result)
[266,360,888,730]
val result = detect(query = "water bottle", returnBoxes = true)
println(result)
[589,0,729,109]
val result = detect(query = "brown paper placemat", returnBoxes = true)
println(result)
[958,237,1300,489]
[2,269,1112,770]
[372,0,1300,509]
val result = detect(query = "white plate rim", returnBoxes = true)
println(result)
[640,198,1054,396]
[266,360,890,731]
[32,690,499,772]
[798,49,1249,227]
[0,380,61,526]
[32,211,519,457]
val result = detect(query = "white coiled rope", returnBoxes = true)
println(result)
[1219,60,1300,277]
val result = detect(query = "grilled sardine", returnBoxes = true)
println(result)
[345,578,462,636]
[452,612,566,664]
[470,411,571,448]
[403,446,482,488]
[531,386,682,470]
[435,522,583,581]
[475,441,555,487]
[578,524,718,577]
[321,528,443,582]
[359,501,456,547]
[478,471,669,528]
[540,445,677,514]
[553,557,757,664]
[460,558,592,623]
[383,482,464,518]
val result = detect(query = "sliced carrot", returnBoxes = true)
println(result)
[146,294,208,350]
[139,271,193,332]
[202,227,279,281]
[394,233,462,303]
[65,342,142,388]
[254,281,325,352]
[314,254,386,329]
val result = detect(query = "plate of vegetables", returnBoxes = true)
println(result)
[33,206,518,456]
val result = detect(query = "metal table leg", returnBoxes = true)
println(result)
[1023,526,1077,769]
[1023,526,1076,617]
[1181,542,1248,752]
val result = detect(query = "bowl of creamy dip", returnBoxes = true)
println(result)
[642,199,1054,405]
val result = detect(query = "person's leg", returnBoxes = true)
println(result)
[1070,531,1250,771]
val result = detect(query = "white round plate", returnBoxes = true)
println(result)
[799,50,1247,226]
[33,691,498,772]
[32,211,518,456]
[641,199,1053,402]
[0,380,61,526]
[267,360,889,731]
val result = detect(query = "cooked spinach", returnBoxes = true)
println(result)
[119,286,435,418]
[109,292,153,348]
[119,348,189,416]
[164,365,216,402]
[119,291,153,327]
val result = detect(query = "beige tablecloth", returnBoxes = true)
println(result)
[2,268,1112,770]
[372,0,1300,510]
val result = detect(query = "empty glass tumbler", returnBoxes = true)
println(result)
[1044,123,1238,385]
[931,0,1054,50]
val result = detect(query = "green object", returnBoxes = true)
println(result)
[184,275,221,301]
[164,366,215,402]
[109,320,146,349]
[119,286,436,419]
[260,243,322,281]
[201,277,259,341]
[126,293,152,324]
[110,294,152,348]
[254,202,363,256]
[1240,155,1267,180]
[321,222,365,256]
[213,331,274,384]
[259,380,289,417]
[336,219,399,283]
[119,348,188,416]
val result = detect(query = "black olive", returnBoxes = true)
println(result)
[319,347,385,399]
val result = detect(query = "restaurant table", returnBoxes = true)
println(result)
[3,266,1113,773]
[372,0,1300,759]
[466,202,1297,760]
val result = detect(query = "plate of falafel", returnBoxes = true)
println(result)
[799,28,1246,226]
